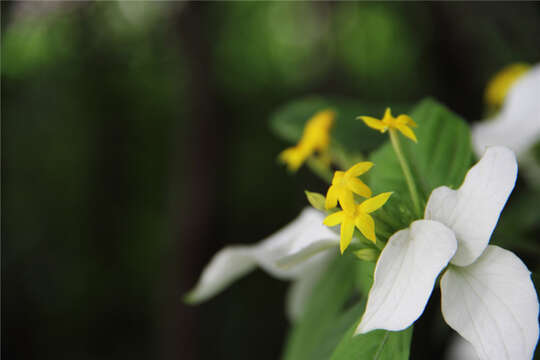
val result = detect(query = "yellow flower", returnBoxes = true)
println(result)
[323,192,392,254]
[325,162,373,214]
[358,108,418,143]
[279,146,311,172]
[279,109,335,171]
[485,63,530,109]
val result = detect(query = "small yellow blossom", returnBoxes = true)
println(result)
[323,192,392,254]
[279,109,335,171]
[485,63,530,109]
[358,108,418,143]
[279,146,311,172]
[325,162,373,214]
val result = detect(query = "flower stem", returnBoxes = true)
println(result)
[331,142,363,170]
[373,239,384,251]
[307,157,333,183]
[389,129,421,217]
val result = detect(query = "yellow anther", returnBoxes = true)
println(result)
[279,109,335,171]
[358,108,418,143]
[485,63,530,109]
[323,192,392,254]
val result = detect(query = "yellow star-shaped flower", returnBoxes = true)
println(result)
[323,192,392,254]
[279,109,335,171]
[358,108,417,143]
[325,162,373,214]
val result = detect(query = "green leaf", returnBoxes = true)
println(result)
[269,96,411,156]
[305,190,326,211]
[282,241,412,359]
[283,255,360,360]
[354,259,376,296]
[331,262,413,360]
[283,251,387,360]
[368,98,473,221]
[314,302,369,357]
[330,326,413,360]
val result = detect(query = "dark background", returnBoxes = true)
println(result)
[2,2,540,359]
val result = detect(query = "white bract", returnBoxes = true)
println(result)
[445,334,481,360]
[185,208,339,320]
[473,64,540,181]
[356,146,539,360]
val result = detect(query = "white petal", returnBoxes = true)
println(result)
[185,207,339,303]
[440,245,539,360]
[445,335,480,360]
[355,220,457,334]
[274,239,338,271]
[505,64,540,120]
[425,146,517,266]
[184,246,257,303]
[473,113,515,157]
[253,207,339,279]
[473,64,540,157]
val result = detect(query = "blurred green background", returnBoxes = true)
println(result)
[2,2,540,359]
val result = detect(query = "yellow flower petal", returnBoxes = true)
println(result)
[325,185,339,210]
[395,124,417,143]
[396,114,417,127]
[302,109,335,152]
[359,108,418,143]
[323,210,345,227]
[485,63,530,108]
[354,212,376,243]
[359,116,387,132]
[359,192,393,213]
[279,108,335,171]
[382,108,393,123]
[332,171,345,185]
[337,187,356,215]
[346,177,372,198]
[346,161,374,177]
[279,147,307,171]
[340,217,355,254]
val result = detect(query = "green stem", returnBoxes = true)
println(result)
[331,142,363,170]
[389,129,421,217]
[373,331,390,360]
[307,157,333,183]
[373,239,384,251]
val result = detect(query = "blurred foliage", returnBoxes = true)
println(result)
[284,255,412,360]
[334,2,433,100]
[211,2,332,100]
[283,255,360,360]
[2,1,540,360]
